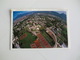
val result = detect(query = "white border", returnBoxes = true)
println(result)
[10,9,70,50]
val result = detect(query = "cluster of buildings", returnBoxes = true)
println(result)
[12,35,20,48]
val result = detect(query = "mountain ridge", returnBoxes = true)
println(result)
[13,11,66,21]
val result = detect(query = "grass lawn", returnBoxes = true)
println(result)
[19,31,37,48]
[41,30,55,46]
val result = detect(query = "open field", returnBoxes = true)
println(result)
[19,32,37,48]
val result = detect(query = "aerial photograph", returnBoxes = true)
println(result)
[12,10,68,48]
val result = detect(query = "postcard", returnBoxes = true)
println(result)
[11,9,68,49]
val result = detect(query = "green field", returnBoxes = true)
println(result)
[40,30,55,46]
[19,32,37,48]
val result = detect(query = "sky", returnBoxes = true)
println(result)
[56,11,66,14]
[13,11,30,20]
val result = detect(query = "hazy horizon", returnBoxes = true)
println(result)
[13,11,66,21]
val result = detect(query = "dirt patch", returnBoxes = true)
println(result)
[20,33,27,40]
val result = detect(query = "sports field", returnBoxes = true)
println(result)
[41,30,55,46]
[19,32,37,48]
